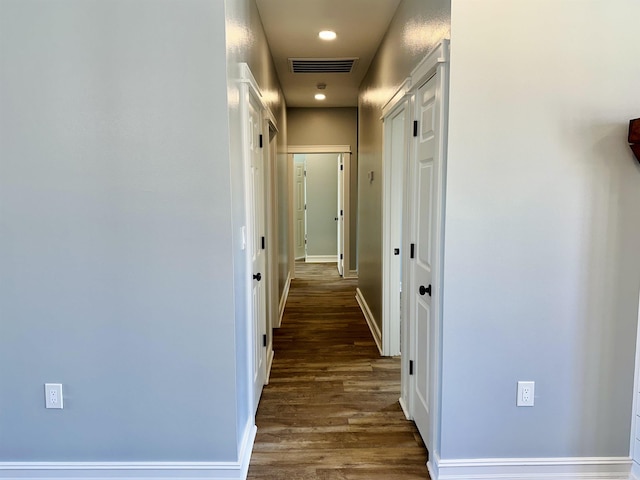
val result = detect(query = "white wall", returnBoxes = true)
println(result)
[441,0,640,459]
[0,0,239,462]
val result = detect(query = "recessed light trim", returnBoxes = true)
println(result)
[319,30,337,41]
[315,93,326,101]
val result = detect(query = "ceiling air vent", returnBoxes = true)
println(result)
[289,58,359,74]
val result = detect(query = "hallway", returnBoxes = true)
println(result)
[247,263,429,479]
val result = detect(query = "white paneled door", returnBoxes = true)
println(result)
[409,74,439,447]
[248,91,267,413]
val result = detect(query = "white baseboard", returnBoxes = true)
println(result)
[265,348,275,385]
[355,288,382,354]
[428,453,632,480]
[305,255,337,263]
[343,269,358,279]
[0,426,257,480]
[277,271,291,328]
[398,396,411,420]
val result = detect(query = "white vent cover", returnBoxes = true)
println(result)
[289,58,359,74]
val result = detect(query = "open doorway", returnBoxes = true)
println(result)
[293,153,343,269]
[289,146,351,279]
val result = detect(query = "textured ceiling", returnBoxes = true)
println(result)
[255,0,401,108]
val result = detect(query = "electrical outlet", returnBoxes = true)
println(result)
[517,381,534,407]
[45,383,63,409]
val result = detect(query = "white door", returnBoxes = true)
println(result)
[409,74,440,447]
[248,93,267,412]
[337,154,344,276]
[294,156,306,260]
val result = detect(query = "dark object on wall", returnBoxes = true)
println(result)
[630,118,640,162]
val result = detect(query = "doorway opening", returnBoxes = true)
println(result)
[288,146,352,280]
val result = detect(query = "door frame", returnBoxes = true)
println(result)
[381,80,412,357]
[263,117,279,384]
[288,145,352,279]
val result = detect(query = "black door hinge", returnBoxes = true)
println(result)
[261,236,265,250]
[409,360,414,375]
[259,134,263,148]
[340,164,344,171]
[413,121,418,137]
[340,253,343,260]
[410,243,415,259]
[394,248,400,255]
[263,334,267,347]
[340,210,343,216]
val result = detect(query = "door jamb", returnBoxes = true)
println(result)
[381,80,412,358]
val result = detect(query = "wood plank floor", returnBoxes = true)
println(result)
[247,262,429,480]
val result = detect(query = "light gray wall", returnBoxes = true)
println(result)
[303,154,339,257]
[440,0,640,459]
[0,0,238,461]
[288,107,358,270]
[224,0,288,441]
[357,0,450,331]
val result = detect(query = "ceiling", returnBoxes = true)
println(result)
[255,0,402,108]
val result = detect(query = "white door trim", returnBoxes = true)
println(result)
[399,39,450,458]
[382,98,410,357]
[288,146,352,280]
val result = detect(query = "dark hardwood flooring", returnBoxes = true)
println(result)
[247,262,429,479]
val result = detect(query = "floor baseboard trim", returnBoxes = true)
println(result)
[398,396,411,420]
[277,272,292,328]
[0,426,257,479]
[265,349,275,385]
[429,453,632,480]
[305,255,338,263]
[355,288,382,354]
[343,269,358,279]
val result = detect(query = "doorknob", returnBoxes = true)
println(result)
[253,273,262,281]
[419,284,431,296]
[335,217,338,221]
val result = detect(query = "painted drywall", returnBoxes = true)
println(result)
[0,0,238,461]
[224,0,288,444]
[287,107,358,271]
[357,0,450,331]
[302,154,340,258]
[441,0,640,459]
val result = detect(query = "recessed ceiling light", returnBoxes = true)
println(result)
[315,93,326,101]
[319,30,337,41]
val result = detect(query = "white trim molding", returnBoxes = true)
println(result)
[0,426,257,480]
[381,77,412,119]
[288,145,351,154]
[355,288,382,354]
[428,454,632,480]
[305,255,338,263]
[277,271,292,328]
[344,269,358,279]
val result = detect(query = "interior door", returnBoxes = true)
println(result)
[294,156,306,260]
[409,74,439,447]
[248,92,267,412]
[337,154,344,276]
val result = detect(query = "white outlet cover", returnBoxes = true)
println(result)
[45,383,64,409]
[517,381,535,407]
